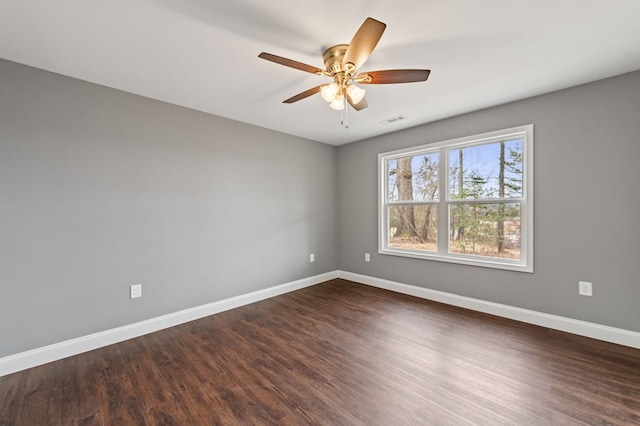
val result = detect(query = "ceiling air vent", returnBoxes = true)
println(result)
[379,115,406,125]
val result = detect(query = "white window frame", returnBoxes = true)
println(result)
[378,124,534,273]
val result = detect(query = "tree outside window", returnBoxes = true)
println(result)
[379,125,533,272]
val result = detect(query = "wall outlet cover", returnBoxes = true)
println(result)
[578,281,592,297]
[130,283,142,299]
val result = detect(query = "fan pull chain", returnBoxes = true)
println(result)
[341,97,349,129]
[345,98,348,129]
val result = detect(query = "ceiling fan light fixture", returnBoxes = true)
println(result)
[346,84,366,104]
[321,83,340,102]
[330,93,345,110]
[258,17,430,119]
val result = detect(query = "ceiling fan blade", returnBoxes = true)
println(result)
[358,69,431,84]
[347,94,368,111]
[342,18,386,71]
[283,86,323,103]
[258,52,324,75]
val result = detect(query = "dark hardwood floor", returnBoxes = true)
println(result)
[1,279,639,425]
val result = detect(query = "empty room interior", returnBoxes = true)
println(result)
[1,1,640,424]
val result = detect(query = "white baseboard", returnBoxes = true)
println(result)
[0,271,338,377]
[338,270,640,350]
[3,269,637,377]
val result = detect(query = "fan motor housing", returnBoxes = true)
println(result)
[322,44,349,75]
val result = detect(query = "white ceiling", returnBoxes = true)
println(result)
[1,1,639,146]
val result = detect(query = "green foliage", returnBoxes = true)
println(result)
[449,142,522,256]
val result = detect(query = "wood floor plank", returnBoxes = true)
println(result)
[1,278,639,425]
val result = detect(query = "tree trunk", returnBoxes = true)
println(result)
[422,205,432,242]
[456,150,464,241]
[395,157,417,238]
[497,142,505,253]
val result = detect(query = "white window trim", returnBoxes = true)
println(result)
[378,124,534,273]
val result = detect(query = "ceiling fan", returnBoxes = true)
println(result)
[258,17,430,112]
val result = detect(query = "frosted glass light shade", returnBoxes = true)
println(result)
[330,93,345,110]
[346,84,366,104]
[321,83,340,102]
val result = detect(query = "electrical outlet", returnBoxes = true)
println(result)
[309,253,315,263]
[130,283,142,299]
[365,253,371,262]
[578,281,592,297]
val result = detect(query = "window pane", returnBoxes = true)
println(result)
[449,203,521,259]
[388,204,438,251]
[448,139,523,200]
[387,153,439,202]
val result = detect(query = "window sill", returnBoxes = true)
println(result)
[379,248,533,273]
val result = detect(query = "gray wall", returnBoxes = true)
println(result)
[2,57,638,360]
[0,59,338,357]
[337,70,640,332]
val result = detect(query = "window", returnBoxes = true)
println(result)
[379,125,533,272]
